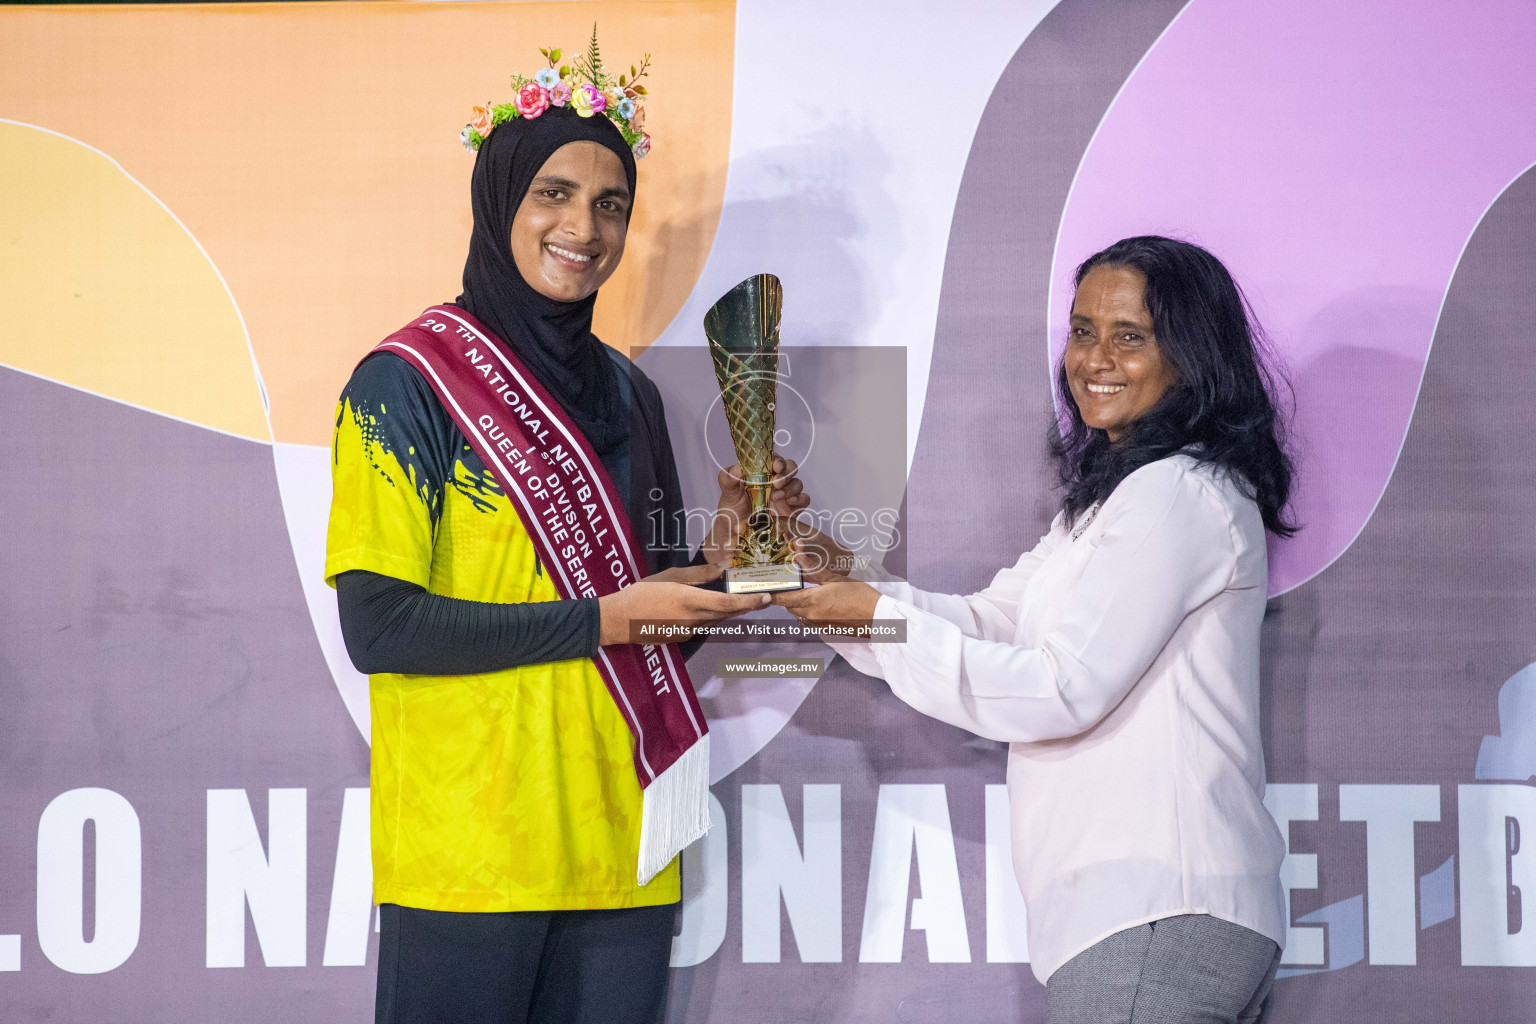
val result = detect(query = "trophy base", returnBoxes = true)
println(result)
[723,564,804,594]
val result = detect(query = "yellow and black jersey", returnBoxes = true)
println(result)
[325,347,690,911]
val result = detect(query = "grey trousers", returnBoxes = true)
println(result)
[1045,914,1281,1024]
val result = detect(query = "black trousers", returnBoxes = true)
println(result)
[376,902,679,1024]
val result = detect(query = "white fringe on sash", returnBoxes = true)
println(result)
[636,734,712,886]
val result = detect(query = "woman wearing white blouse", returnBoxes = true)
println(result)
[780,236,1296,1024]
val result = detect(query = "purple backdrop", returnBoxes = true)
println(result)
[3,1,1534,1021]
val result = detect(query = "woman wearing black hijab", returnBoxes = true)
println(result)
[326,105,798,1024]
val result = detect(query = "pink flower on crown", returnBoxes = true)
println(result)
[548,81,572,107]
[516,82,550,119]
[571,83,606,117]
[469,102,494,137]
[631,132,651,159]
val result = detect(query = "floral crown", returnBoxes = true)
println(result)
[460,27,652,159]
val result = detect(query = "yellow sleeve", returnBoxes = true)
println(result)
[324,356,441,589]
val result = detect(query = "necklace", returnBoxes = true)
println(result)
[1071,502,1103,541]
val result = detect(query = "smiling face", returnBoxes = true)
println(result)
[509,140,631,302]
[1065,264,1177,441]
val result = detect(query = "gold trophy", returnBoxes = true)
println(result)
[704,274,805,594]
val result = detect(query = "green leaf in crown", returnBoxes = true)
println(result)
[457,24,653,161]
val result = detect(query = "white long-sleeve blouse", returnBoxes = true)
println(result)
[830,453,1287,983]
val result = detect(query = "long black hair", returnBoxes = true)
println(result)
[1051,235,1297,536]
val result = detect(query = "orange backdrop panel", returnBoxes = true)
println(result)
[0,0,734,446]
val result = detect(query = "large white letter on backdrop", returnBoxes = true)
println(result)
[672,794,729,968]
[1339,783,1440,965]
[742,784,842,964]
[1460,783,1536,966]
[206,788,308,968]
[322,787,372,967]
[985,784,1029,963]
[859,784,970,963]
[1265,783,1324,965]
[36,787,142,974]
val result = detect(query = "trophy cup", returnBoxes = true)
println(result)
[704,274,805,594]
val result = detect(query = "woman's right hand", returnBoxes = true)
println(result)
[598,567,771,645]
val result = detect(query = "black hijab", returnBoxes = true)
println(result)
[457,106,638,455]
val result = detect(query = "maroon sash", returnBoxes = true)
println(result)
[369,305,709,884]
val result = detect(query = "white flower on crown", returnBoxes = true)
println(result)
[456,36,654,156]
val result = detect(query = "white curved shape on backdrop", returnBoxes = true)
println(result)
[274,442,372,742]
[653,0,1063,781]
[652,0,1062,467]
[273,0,1065,779]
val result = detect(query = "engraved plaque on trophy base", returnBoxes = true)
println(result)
[722,564,804,594]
